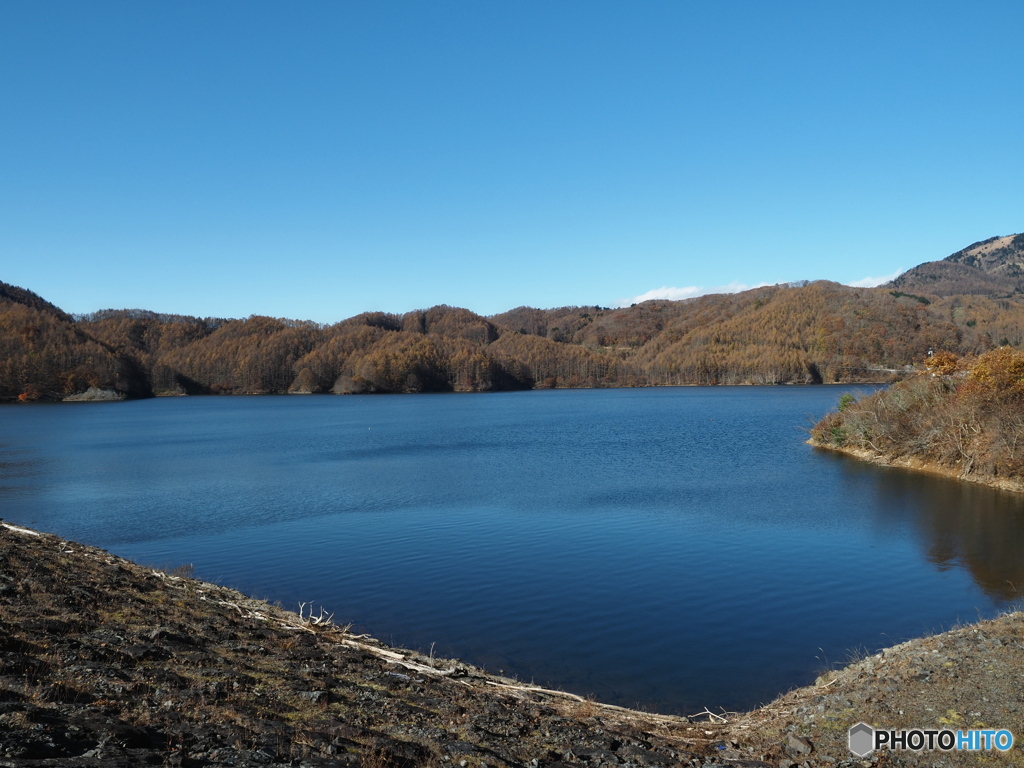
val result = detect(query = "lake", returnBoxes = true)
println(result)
[2,386,1022,714]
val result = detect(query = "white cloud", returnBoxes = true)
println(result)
[715,281,771,294]
[846,268,904,288]
[618,285,702,304]
[613,270,907,307]
[615,281,770,307]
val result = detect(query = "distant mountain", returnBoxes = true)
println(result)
[886,234,1024,297]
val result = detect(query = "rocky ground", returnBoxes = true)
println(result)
[729,616,1024,767]
[1,521,1022,767]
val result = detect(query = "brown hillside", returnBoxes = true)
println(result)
[14,237,1024,401]
[809,347,1024,493]
[0,298,147,402]
[0,280,74,323]
[886,234,1024,298]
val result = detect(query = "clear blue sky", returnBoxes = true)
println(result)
[3,2,1023,323]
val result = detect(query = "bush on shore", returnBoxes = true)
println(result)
[811,347,1024,482]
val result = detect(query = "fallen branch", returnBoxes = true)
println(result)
[298,601,335,627]
[690,707,728,723]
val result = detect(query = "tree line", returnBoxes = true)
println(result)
[4,278,1024,401]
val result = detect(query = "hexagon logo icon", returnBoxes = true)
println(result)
[848,722,875,757]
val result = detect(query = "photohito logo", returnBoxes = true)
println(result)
[848,722,1014,756]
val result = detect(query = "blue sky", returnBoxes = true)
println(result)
[3,2,1023,323]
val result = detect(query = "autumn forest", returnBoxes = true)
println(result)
[5,271,1024,402]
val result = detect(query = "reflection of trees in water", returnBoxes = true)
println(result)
[842,455,1024,603]
[915,484,1024,603]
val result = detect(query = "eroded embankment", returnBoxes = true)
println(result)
[808,439,1024,494]
[1,521,1022,767]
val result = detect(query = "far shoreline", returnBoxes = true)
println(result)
[3,379,892,405]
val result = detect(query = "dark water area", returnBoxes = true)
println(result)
[2,387,1023,714]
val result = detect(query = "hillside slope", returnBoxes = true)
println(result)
[10,233,1024,401]
[0,280,998,400]
[886,234,1024,297]
[0,282,148,401]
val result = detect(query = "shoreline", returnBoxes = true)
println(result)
[808,439,1024,494]
[0,522,713,766]
[3,380,894,405]
[2,521,1021,766]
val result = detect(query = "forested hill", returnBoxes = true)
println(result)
[4,276,1024,401]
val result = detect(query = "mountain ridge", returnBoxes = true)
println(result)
[886,233,1024,297]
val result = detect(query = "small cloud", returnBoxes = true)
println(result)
[615,281,770,307]
[618,286,702,305]
[847,268,904,288]
[715,281,771,293]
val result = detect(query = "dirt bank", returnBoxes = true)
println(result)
[1,522,1022,767]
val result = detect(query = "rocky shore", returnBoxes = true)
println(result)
[1,522,1021,767]
[61,387,127,403]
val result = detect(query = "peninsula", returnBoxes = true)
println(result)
[810,347,1024,494]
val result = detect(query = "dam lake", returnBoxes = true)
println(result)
[2,386,1023,714]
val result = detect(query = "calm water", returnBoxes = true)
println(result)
[2,387,1023,714]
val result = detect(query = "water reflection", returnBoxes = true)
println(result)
[826,451,1024,603]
